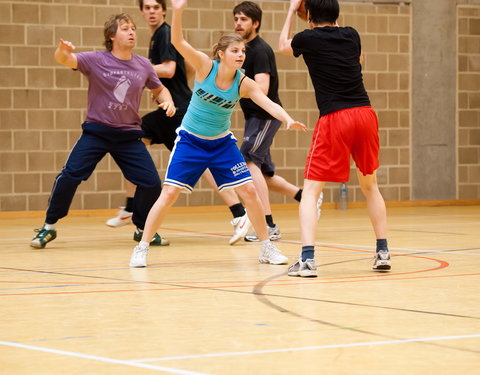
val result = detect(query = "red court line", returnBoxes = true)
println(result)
[1,272,477,297]
[0,256,462,297]
[0,254,447,285]
[0,247,377,275]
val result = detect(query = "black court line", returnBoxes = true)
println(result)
[252,270,480,356]
[2,249,479,356]
[1,260,479,323]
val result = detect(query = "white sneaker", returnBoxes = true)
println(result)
[129,243,149,267]
[259,241,288,265]
[316,192,324,221]
[229,212,251,245]
[288,258,317,277]
[372,250,391,271]
[106,207,133,227]
[245,224,281,242]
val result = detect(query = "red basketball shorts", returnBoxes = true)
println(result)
[304,106,380,182]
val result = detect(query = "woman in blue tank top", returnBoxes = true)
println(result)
[129,0,306,268]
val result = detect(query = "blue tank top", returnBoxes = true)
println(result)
[182,60,242,137]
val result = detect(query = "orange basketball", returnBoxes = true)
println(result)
[297,0,308,22]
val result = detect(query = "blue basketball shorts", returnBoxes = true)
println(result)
[164,128,252,193]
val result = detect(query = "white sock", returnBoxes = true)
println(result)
[260,240,270,246]
[44,223,56,230]
[139,241,149,248]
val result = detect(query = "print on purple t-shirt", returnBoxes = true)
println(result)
[76,50,162,131]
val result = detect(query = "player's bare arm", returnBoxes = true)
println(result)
[171,0,212,82]
[54,39,78,69]
[152,85,176,117]
[254,72,270,95]
[153,59,176,79]
[278,0,302,55]
[240,76,306,131]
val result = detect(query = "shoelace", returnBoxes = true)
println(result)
[34,228,50,235]
[262,243,281,257]
[135,246,148,256]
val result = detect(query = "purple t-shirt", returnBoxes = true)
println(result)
[76,50,162,131]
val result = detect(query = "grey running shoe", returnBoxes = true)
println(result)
[30,226,57,249]
[229,212,251,245]
[372,250,391,270]
[134,229,170,246]
[288,258,318,277]
[259,241,288,265]
[129,243,149,267]
[245,224,281,242]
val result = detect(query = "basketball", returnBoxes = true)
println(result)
[297,0,308,22]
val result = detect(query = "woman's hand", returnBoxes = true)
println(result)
[287,120,307,132]
[170,0,187,11]
[289,0,303,12]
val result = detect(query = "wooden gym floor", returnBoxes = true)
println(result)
[0,204,479,374]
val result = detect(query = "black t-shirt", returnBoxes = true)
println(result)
[292,26,370,117]
[149,22,191,110]
[239,36,281,120]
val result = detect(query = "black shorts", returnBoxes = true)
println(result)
[240,117,281,177]
[141,107,187,151]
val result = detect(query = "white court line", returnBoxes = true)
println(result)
[134,334,480,362]
[0,341,211,375]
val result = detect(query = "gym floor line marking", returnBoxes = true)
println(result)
[133,334,480,362]
[0,243,451,275]
[0,341,211,375]
[4,270,474,297]
[0,256,451,296]
[0,254,454,296]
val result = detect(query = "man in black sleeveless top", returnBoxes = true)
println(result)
[233,1,320,243]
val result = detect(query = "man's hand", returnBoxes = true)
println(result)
[58,38,76,53]
[158,101,176,117]
[54,38,78,68]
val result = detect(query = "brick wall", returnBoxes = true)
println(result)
[458,5,480,198]
[0,0,477,212]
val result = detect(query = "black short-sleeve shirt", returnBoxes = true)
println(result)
[292,26,370,117]
[239,36,281,120]
[149,22,191,110]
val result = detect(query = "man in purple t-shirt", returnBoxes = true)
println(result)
[30,13,175,249]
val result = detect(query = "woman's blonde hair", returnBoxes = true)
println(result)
[212,33,244,61]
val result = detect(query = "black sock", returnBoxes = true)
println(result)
[125,197,134,213]
[266,215,275,227]
[294,189,303,202]
[376,239,388,252]
[229,203,246,218]
[301,245,315,261]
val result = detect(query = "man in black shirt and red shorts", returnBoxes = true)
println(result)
[279,0,391,277]
[233,1,322,242]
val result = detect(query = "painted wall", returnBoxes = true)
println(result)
[0,0,478,211]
